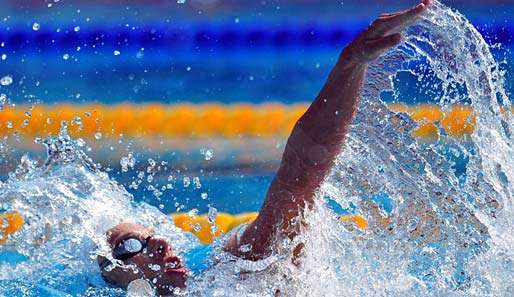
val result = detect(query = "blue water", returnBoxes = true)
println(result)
[0,1,512,105]
[119,171,273,214]
[1,34,511,105]
[121,145,470,215]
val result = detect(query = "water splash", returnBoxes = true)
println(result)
[317,1,511,295]
[0,123,195,296]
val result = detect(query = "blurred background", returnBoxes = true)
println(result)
[0,0,512,214]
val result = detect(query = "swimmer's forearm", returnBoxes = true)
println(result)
[224,59,366,259]
[298,57,366,160]
[274,58,366,194]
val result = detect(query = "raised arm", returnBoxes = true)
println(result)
[225,0,431,260]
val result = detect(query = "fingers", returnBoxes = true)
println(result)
[379,11,402,18]
[342,1,431,65]
[370,1,428,38]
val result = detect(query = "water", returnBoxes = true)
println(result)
[0,1,513,296]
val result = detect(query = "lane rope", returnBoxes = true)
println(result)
[0,103,511,139]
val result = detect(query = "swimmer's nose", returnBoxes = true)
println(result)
[147,236,174,259]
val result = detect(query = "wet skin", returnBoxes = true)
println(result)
[99,0,432,295]
[98,223,187,295]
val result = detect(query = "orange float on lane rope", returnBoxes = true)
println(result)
[0,212,24,245]
[171,212,259,244]
[441,105,476,137]
[339,214,369,229]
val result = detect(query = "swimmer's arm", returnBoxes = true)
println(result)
[225,0,431,259]
[224,54,368,260]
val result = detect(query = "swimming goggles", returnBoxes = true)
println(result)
[112,236,151,261]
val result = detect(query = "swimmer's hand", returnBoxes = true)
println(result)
[341,0,431,65]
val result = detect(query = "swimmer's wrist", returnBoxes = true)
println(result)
[328,54,367,85]
[338,47,369,70]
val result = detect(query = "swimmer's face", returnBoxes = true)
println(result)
[98,223,188,295]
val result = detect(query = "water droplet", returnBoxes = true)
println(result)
[193,176,201,189]
[32,22,40,31]
[201,192,208,200]
[188,208,198,217]
[62,54,70,60]
[177,0,186,3]
[239,244,252,253]
[186,66,191,71]
[148,158,156,168]
[0,93,7,109]
[114,50,121,56]
[207,205,217,227]
[120,153,136,172]
[94,132,102,140]
[200,148,214,160]
[73,26,80,32]
[183,176,191,187]
[127,279,155,297]
[76,138,85,147]
[0,75,13,86]
[1,54,6,60]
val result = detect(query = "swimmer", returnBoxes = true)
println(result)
[98,1,432,295]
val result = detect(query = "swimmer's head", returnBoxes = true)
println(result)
[97,223,188,295]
